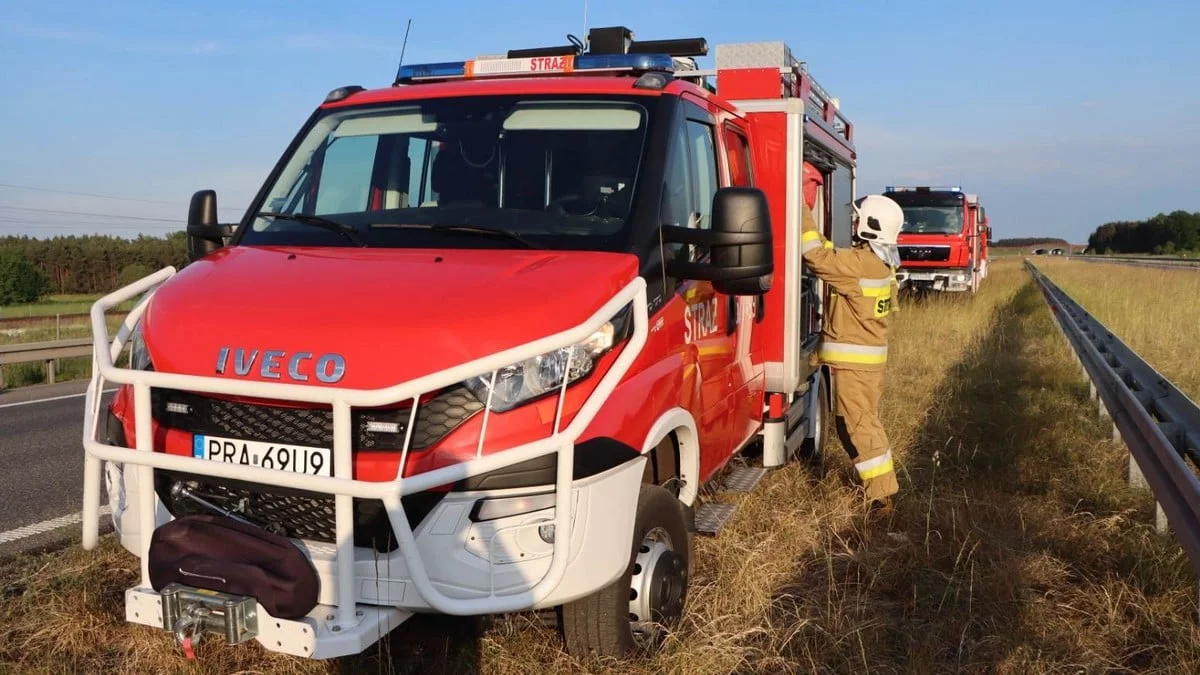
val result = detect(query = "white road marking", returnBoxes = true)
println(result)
[0,505,112,545]
[0,388,117,410]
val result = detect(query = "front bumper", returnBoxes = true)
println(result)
[116,457,644,658]
[896,268,973,292]
[82,267,650,657]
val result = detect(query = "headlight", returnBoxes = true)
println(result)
[464,318,621,413]
[129,323,153,371]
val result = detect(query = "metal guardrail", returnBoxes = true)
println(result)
[1072,255,1200,270]
[0,310,131,330]
[1027,261,1200,576]
[0,338,94,387]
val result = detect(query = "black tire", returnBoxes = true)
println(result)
[559,483,691,659]
[799,373,831,469]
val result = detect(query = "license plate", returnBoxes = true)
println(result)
[193,435,332,477]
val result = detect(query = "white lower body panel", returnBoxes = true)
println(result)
[126,586,412,659]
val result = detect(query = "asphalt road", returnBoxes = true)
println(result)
[0,380,114,556]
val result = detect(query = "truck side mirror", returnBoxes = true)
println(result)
[661,187,774,296]
[186,190,234,262]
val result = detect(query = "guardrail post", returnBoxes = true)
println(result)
[46,358,56,384]
[1129,452,1148,489]
[1125,448,1169,533]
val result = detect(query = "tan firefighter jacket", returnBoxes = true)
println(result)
[800,203,899,372]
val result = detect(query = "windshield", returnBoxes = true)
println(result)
[899,206,964,235]
[239,95,654,251]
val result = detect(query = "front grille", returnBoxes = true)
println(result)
[149,388,476,551]
[155,471,444,553]
[899,245,951,262]
[152,386,483,451]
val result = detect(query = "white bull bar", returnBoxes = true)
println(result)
[81,266,649,632]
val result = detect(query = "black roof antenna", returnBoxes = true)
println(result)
[398,19,413,70]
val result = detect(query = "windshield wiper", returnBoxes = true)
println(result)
[256,211,366,247]
[369,223,544,249]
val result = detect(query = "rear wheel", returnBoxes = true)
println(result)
[560,483,691,659]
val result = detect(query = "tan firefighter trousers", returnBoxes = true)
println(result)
[833,368,899,501]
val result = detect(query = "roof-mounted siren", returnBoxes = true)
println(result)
[586,26,634,55]
[506,26,707,59]
[587,26,708,57]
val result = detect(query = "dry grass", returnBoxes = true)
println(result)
[1037,259,1200,401]
[3,259,1198,673]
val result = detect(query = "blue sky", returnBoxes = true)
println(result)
[1,0,1198,242]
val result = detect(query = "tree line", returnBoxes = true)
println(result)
[1088,211,1200,255]
[0,232,187,304]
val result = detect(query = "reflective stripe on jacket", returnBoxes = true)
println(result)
[800,204,898,371]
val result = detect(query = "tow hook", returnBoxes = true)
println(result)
[173,605,208,660]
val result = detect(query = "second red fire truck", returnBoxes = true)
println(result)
[81,27,860,661]
[885,186,991,293]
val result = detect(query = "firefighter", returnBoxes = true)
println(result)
[800,185,903,513]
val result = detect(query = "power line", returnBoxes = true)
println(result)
[0,204,185,224]
[0,182,246,211]
[0,226,179,233]
[0,213,183,230]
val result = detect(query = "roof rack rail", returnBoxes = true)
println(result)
[885,186,963,192]
[712,42,853,145]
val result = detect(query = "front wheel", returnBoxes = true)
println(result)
[799,374,831,471]
[559,483,691,659]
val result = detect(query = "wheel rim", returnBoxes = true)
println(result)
[628,526,687,645]
[813,386,824,451]
[800,383,825,462]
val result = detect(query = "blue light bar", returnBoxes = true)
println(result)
[885,185,963,193]
[394,53,675,85]
[575,53,675,72]
[396,61,467,84]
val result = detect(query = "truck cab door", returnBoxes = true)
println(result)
[719,120,767,451]
[662,99,744,474]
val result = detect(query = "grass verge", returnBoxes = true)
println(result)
[0,294,128,319]
[1037,258,1200,401]
[2,261,1197,673]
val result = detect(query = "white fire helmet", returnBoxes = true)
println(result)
[851,194,904,246]
[852,195,904,268]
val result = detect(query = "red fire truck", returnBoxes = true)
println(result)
[885,186,990,293]
[81,27,858,660]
